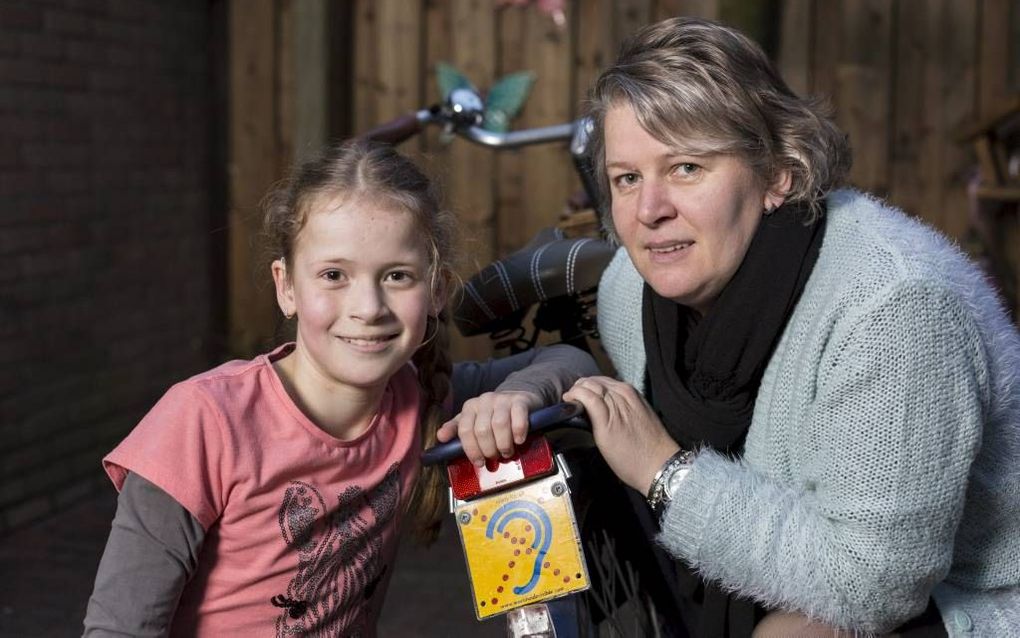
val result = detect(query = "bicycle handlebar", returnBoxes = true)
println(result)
[421,402,590,467]
[357,106,584,150]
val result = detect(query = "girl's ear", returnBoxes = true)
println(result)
[764,169,793,211]
[272,258,296,318]
[429,273,450,316]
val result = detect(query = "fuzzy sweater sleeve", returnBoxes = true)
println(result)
[656,280,989,633]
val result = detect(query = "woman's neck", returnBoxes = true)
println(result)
[273,351,386,441]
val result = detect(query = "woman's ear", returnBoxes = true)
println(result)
[272,258,296,318]
[764,169,793,211]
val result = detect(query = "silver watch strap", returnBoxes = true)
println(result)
[646,447,696,514]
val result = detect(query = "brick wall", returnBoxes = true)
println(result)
[0,0,222,533]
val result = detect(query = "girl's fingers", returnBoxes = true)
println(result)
[436,419,457,442]
[470,410,497,463]
[491,407,515,458]
[510,401,529,445]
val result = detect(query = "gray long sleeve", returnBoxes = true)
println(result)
[83,472,205,637]
[450,344,600,414]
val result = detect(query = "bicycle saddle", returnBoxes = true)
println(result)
[453,228,616,336]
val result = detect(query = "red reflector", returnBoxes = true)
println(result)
[447,433,555,500]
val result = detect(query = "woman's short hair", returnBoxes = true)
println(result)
[587,17,851,237]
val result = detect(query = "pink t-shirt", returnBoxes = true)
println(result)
[104,343,422,637]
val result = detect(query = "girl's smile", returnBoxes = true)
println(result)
[273,194,434,400]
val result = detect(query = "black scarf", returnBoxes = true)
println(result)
[642,200,826,637]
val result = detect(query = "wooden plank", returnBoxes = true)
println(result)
[654,0,720,21]
[495,3,529,259]
[375,0,422,123]
[613,0,652,51]
[811,0,841,100]
[834,0,893,196]
[512,4,576,251]
[352,0,379,134]
[978,0,1013,119]
[228,0,281,357]
[575,0,613,107]
[278,0,295,164]
[888,0,935,222]
[777,0,812,97]
[423,0,452,157]
[935,0,979,240]
[449,0,498,361]
[292,0,328,164]
[975,184,1020,200]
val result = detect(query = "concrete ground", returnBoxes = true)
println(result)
[0,487,503,637]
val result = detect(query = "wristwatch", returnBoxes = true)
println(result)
[646,447,696,517]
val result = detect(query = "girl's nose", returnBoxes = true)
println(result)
[348,281,389,322]
[636,180,677,227]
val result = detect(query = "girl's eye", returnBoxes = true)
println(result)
[322,269,345,282]
[385,270,415,284]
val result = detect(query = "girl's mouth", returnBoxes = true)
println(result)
[339,334,397,351]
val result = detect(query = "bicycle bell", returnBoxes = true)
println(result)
[446,87,485,128]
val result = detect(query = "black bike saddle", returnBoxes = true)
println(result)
[453,228,616,336]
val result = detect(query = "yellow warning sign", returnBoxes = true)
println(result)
[455,473,589,619]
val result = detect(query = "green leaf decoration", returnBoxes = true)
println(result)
[436,62,475,101]
[483,71,536,132]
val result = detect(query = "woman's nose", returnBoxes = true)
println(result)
[636,180,676,227]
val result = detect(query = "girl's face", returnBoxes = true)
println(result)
[273,194,436,394]
[604,103,787,316]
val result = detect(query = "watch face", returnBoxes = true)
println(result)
[664,465,692,499]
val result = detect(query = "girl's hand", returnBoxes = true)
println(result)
[437,391,543,467]
[562,376,680,494]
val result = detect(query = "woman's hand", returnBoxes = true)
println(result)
[436,391,543,467]
[563,376,680,494]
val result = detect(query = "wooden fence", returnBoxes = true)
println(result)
[229,0,1019,359]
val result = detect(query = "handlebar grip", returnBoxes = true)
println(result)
[421,402,590,467]
[356,112,424,145]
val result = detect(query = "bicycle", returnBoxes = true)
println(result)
[362,85,673,638]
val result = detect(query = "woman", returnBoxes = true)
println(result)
[562,17,1020,638]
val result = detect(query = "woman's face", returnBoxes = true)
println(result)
[605,103,783,316]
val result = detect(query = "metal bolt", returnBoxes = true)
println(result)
[551,482,566,497]
[458,511,472,525]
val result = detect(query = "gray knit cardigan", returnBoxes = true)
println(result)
[596,189,1020,637]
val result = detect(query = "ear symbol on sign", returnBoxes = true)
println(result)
[486,500,553,595]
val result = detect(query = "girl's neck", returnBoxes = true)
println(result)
[273,351,387,441]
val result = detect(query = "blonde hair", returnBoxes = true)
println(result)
[587,17,851,238]
[263,139,457,543]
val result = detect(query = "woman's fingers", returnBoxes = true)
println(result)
[565,376,679,493]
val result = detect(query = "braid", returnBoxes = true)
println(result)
[407,308,453,544]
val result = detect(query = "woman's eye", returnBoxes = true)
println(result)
[674,162,700,176]
[612,173,639,188]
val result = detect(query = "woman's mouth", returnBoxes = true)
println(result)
[647,241,694,261]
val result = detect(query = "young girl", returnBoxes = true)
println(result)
[83,140,597,636]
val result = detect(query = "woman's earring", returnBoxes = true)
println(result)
[764,204,776,216]
[284,311,294,320]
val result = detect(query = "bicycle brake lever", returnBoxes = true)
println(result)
[421,402,589,467]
